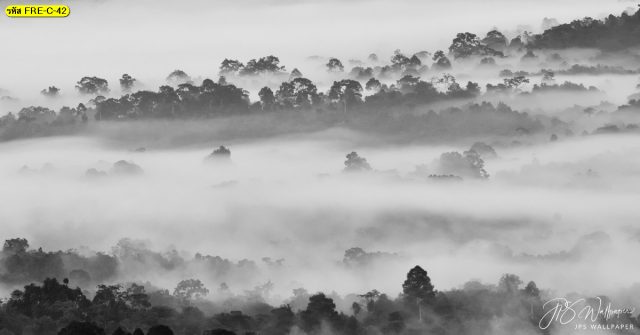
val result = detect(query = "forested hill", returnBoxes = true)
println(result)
[532,7,640,50]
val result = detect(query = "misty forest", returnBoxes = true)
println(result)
[2,1,640,334]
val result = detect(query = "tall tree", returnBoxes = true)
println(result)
[402,265,435,320]
[258,87,275,110]
[119,74,136,92]
[328,79,363,113]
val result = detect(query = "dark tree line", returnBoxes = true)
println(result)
[531,7,640,50]
[4,263,635,335]
[0,262,570,335]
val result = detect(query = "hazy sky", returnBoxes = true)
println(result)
[0,0,633,103]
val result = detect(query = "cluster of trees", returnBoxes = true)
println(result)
[4,8,639,144]
[531,7,640,50]
[219,56,285,77]
[0,239,261,293]
[0,105,87,141]
[557,64,640,76]
[4,261,636,335]
[1,259,583,335]
[92,79,249,120]
[0,70,498,142]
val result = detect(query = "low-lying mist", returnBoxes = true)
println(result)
[2,128,639,303]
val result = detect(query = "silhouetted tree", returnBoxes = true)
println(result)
[344,152,371,172]
[365,78,382,92]
[432,50,452,70]
[76,77,109,95]
[240,56,284,76]
[119,74,136,92]
[3,238,29,254]
[402,265,435,320]
[482,30,508,51]
[326,58,344,72]
[449,32,503,59]
[329,79,363,112]
[209,146,231,160]
[258,87,275,110]
[166,70,192,85]
[300,293,338,332]
[41,86,60,97]
[220,59,244,75]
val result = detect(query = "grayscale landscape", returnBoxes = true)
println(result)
[1,1,640,334]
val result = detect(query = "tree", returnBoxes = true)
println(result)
[402,266,435,304]
[482,30,508,51]
[219,59,244,75]
[119,74,136,92]
[209,146,231,159]
[524,281,540,297]
[390,52,409,69]
[3,238,29,254]
[8,278,90,319]
[76,77,109,95]
[326,58,344,72]
[258,87,275,110]
[531,9,640,51]
[402,266,434,321]
[349,66,374,80]
[541,69,555,84]
[328,79,363,112]
[365,78,382,92]
[125,283,151,310]
[240,56,284,76]
[449,32,502,59]
[173,279,209,302]
[275,78,318,108]
[470,142,497,159]
[300,293,338,332]
[40,86,60,97]
[344,152,371,172]
[503,75,530,91]
[449,32,480,58]
[263,305,295,335]
[438,150,489,179]
[166,70,192,85]
[432,50,452,70]
[480,57,496,65]
[289,68,303,80]
[498,274,523,294]
[397,75,420,93]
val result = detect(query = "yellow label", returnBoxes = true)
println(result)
[6,5,70,17]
